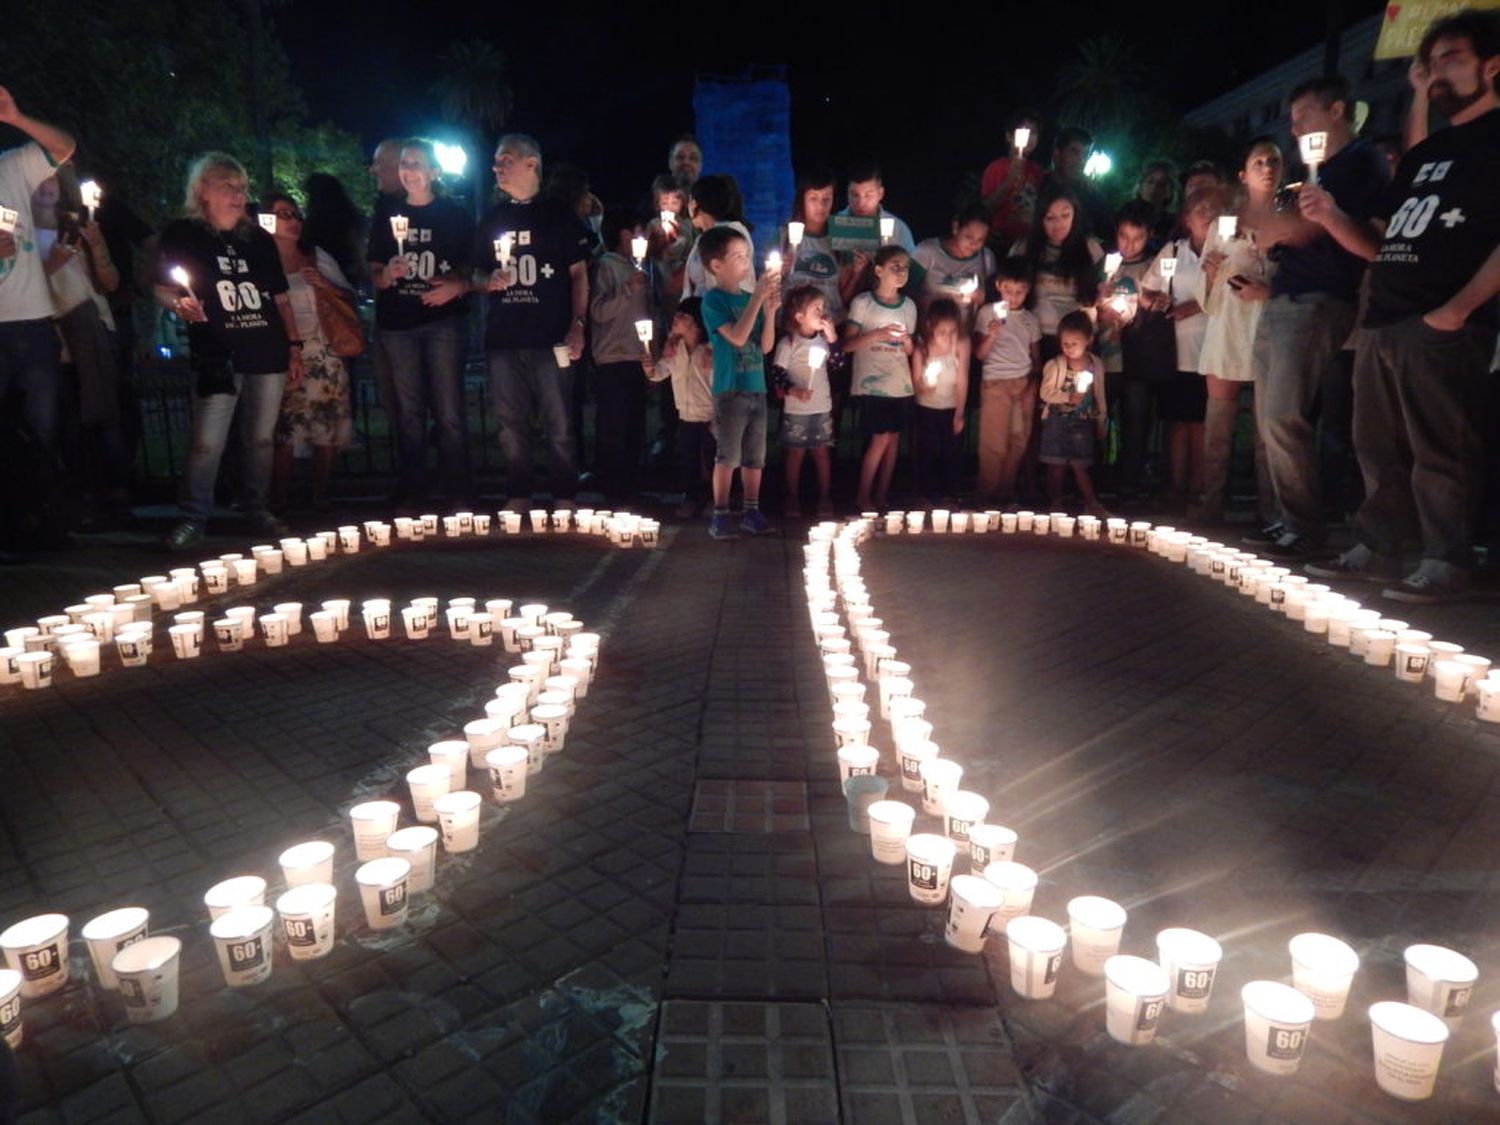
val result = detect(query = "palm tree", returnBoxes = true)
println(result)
[431,41,513,213]
[1054,35,1148,141]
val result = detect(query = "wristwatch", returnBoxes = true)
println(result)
[572,315,586,328]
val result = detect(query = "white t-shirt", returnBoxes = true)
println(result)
[912,238,996,313]
[847,292,917,398]
[773,333,833,415]
[1015,237,1104,336]
[1143,238,1209,372]
[973,305,1041,380]
[784,228,844,322]
[683,220,754,299]
[0,143,61,323]
[914,351,961,410]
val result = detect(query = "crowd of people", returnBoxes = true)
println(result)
[0,10,1496,602]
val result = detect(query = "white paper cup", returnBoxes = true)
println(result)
[203,875,266,922]
[1369,1001,1449,1101]
[1477,678,1500,723]
[434,790,482,852]
[309,611,339,644]
[485,745,529,803]
[1006,915,1067,999]
[260,612,290,647]
[919,757,963,816]
[406,764,449,822]
[349,800,401,861]
[1362,629,1397,667]
[356,857,411,929]
[1393,643,1431,683]
[1067,896,1127,976]
[836,742,880,782]
[386,826,438,893]
[967,823,1017,870]
[278,840,335,888]
[945,874,1004,953]
[362,605,391,640]
[16,651,54,689]
[426,740,468,793]
[531,703,570,754]
[232,558,258,586]
[1289,932,1360,1020]
[213,617,244,652]
[1242,980,1315,1075]
[1104,954,1170,1045]
[1156,927,1223,1013]
[321,598,350,631]
[210,904,275,987]
[509,724,547,775]
[111,935,181,1023]
[62,639,101,677]
[464,719,506,768]
[943,791,989,851]
[0,647,24,685]
[982,861,1039,935]
[1404,944,1477,1029]
[276,882,337,960]
[165,623,201,660]
[1455,654,1492,696]
[81,906,149,990]
[0,914,70,998]
[905,833,957,905]
[867,800,916,864]
[0,969,22,1048]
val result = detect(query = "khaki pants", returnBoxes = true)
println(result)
[977,377,1036,500]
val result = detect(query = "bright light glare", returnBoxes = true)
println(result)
[1084,151,1113,178]
[434,142,468,177]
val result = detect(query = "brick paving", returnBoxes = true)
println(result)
[0,515,1497,1123]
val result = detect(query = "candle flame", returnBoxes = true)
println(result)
[809,344,828,369]
[169,266,191,288]
[1103,252,1122,278]
[1013,127,1031,152]
[787,220,805,247]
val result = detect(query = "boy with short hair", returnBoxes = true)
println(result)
[973,256,1042,503]
[699,226,781,539]
[589,203,655,501]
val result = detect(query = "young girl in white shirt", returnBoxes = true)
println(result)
[772,286,839,518]
[908,297,969,505]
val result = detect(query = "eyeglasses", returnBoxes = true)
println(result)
[272,209,303,222]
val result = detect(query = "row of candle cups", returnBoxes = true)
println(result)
[805,517,1491,1099]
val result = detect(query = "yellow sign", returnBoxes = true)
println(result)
[1375,0,1500,60]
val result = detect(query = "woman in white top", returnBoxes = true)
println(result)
[1195,138,1283,523]
[262,191,355,511]
[682,174,754,299]
[1140,187,1216,508]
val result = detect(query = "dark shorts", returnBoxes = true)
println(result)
[1039,414,1098,465]
[858,395,912,436]
[1155,371,1207,423]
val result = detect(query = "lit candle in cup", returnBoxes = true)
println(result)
[766,250,782,274]
[659,209,675,233]
[634,319,654,349]
[1103,251,1123,279]
[786,220,805,248]
[630,234,648,269]
[957,276,978,304]
[1075,370,1093,394]
[992,299,1009,321]
[1012,126,1031,153]
[809,344,828,370]
[168,266,197,304]
[1217,215,1238,241]
[923,360,941,388]
[1299,131,1328,184]
[494,231,514,268]
[389,214,409,257]
[879,217,895,244]
[80,180,102,223]
[257,213,277,235]
[1158,255,1178,281]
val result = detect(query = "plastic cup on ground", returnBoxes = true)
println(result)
[1433,659,1469,701]
[1477,677,1500,723]
[362,604,391,640]
[400,605,431,640]
[213,617,244,652]
[1067,896,1127,975]
[1454,654,1492,695]
[320,599,350,631]
[0,914,70,998]
[1394,644,1430,683]
[276,882,337,960]
[0,970,19,1048]
[278,840,335,888]
[202,876,266,925]
[1242,980,1316,1075]
[467,612,495,647]
[897,741,939,794]
[1404,944,1477,1029]
[406,764,449,822]
[485,745,529,803]
[982,861,1039,934]
[168,622,202,660]
[434,790,482,852]
[210,905,274,987]
[945,874,1003,953]
[0,647,24,685]
[1289,932,1359,1020]
[1425,641,1464,672]
[509,724,547,775]
[348,800,401,862]
[967,823,1017,870]
[111,936,181,1023]
[943,791,989,852]
[1157,927,1223,1013]
[62,639,101,677]
[867,800,915,864]
[1105,955,1170,1045]
[1369,1001,1449,1101]
[836,742,879,782]
[905,833,957,905]
[259,613,289,647]
[843,775,888,833]
[1362,629,1397,666]
[82,906,149,990]
[919,757,963,817]
[464,718,507,767]
[356,857,411,929]
[386,826,438,893]
[309,611,338,644]
[1006,916,1067,999]
[532,703,570,754]
[16,651,54,689]
[428,740,468,792]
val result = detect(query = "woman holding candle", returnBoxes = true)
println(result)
[1016,185,1103,362]
[260,192,355,513]
[154,152,303,551]
[589,203,656,502]
[1194,138,1283,524]
[365,138,475,513]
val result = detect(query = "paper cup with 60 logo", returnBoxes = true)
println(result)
[111,936,181,1023]
[1067,896,1127,976]
[905,833,957,906]
[1,914,70,998]
[1289,932,1359,1020]
[356,857,411,929]
[1006,916,1067,999]
[943,791,988,852]
[1104,955,1170,1046]
[0,969,21,1047]
[967,824,1017,870]
[945,874,1003,953]
[1156,927,1222,1013]
[434,790,482,853]
[1241,980,1315,1076]
[1404,944,1477,1030]
[276,883,337,960]
[210,904,274,987]
[1369,1001,1449,1101]
[82,906,149,990]
[867,800,915,864]
[204,875,266,922]
[349,800,401,861]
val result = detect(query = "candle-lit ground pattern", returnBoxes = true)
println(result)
[1,523,1497,1122]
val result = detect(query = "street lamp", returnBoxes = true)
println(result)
[1084,151,1113,179]
[434,142,468,178]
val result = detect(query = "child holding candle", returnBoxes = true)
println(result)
[909,298,969,506]
[973,257,1042,504]
[844,246,918,512]
[683,174,754,299]
[1038,310,1108,515]
[645,297,715,518]
[590,204,656,502]
[699,226,780,538]
[910,204,996,329]
[1100,201,1158,500]
[645,173,693,316]
[772,286,839,518]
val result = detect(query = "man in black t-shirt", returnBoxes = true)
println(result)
[475,134,592,509]
[1302,11,1500,603]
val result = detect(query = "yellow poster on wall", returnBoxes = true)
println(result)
[1375,0,1500,60]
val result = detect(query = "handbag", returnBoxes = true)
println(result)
[1119,241,1178,381]
[314,284,365,358]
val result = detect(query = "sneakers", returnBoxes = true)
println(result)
[1303,544,1400,583]
[163,520,205,552]
[246,510,290,538]
[1241,522,1286,547]
[1383,560,1469,605]
[1262,530,1323,560]
[707,513,738,540]
[740,508,774,535]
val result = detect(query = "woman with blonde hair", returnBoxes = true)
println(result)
[154,152,303,550]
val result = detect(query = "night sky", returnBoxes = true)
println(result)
[282,0,1371,234]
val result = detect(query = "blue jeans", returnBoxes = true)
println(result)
[378,319,471,503]
[181,370,286,520]
[488,348,578,500]
[0,317,60,450]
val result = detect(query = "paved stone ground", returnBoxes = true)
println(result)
[1,515,1498,1123]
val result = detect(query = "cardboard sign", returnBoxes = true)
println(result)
[1375,0,1500,60]
[829,213,880,252]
